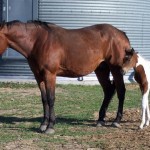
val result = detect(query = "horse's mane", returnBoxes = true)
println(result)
[0,20,21,29]
[122,31,129,42]
[137,53,150,65]
[0,20,55,30]
[137,53,146,60]
[116,27,130,43]
[27,20,51,28]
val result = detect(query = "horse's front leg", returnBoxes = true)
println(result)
[39,81,49,132]
[44,71,56,134]
[111,66,126,128]
[33,73,50,132]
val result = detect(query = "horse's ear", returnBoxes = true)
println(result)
[131,48,135,53]
[124,48,135,62]
[125,48,135,55]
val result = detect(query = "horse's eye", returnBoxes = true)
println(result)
[125,56,129,60]
[123,56,130,63]
[126,57,129,61]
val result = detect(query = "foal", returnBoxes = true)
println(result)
[122,52,150,129]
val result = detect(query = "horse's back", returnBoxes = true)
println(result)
[37,23,131,77]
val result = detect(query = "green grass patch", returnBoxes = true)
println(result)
[0,82,142,149]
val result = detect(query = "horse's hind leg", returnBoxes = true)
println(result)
[95,62,116,126]
[145,99,150,126]
[145,89,150,127]
[140,94,147,129]
[145,100,150,127]
[140,90,149,129]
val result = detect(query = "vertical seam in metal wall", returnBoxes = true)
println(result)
[32,0,38,20]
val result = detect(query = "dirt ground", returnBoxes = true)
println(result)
[2,108,150,150]
[93,108,150,150]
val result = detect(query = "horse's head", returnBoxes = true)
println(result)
[121,48,138,75]
[0,33,8,54]
[0,22,9,55]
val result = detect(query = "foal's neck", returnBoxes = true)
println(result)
[136,54,150,68]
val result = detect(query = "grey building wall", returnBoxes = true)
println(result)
[0,0,2,22]
[1,0,150,82]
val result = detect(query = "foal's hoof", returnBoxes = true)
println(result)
[139,126,143,130]
[40,124,47,132]
[97,121,105,127]
[111,122,121,128]
[45,128,55,134]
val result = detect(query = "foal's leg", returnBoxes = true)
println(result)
[145,97,150,127]
[110,66,126,127]
[140,91,149,129]
[145,89,150,127]
[95,62,116,126]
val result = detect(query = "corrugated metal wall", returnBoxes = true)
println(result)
[38,0,150,82]
[0,0,2,22]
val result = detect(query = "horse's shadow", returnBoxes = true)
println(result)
[0,116,96,132]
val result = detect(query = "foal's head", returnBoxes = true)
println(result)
[121,48,138,74]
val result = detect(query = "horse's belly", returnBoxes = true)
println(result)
[57,68,93,77]
[57,60,103,77]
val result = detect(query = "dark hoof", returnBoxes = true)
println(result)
[40,124,47,132]
[45,128,55,134]
[111,122,121,128]
[97,121,105,127]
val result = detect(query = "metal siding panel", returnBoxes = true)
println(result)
[0,0,2,22]
[33,0,39,20]
[38,0,150,82]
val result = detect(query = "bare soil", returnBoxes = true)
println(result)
[93,108,150,150]
[3,108,150,150]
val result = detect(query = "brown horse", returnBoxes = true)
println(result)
[0,20,132,134]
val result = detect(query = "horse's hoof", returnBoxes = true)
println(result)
[40,124,47,132]
[139,126,143,129]
[97,121,105,127]
[145,122,149,127]
[45,128,55,134]
[111,122,121,128]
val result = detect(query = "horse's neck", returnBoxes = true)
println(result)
[5,25,34,58]
[136,54,150,86]
[136,54,145,66]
